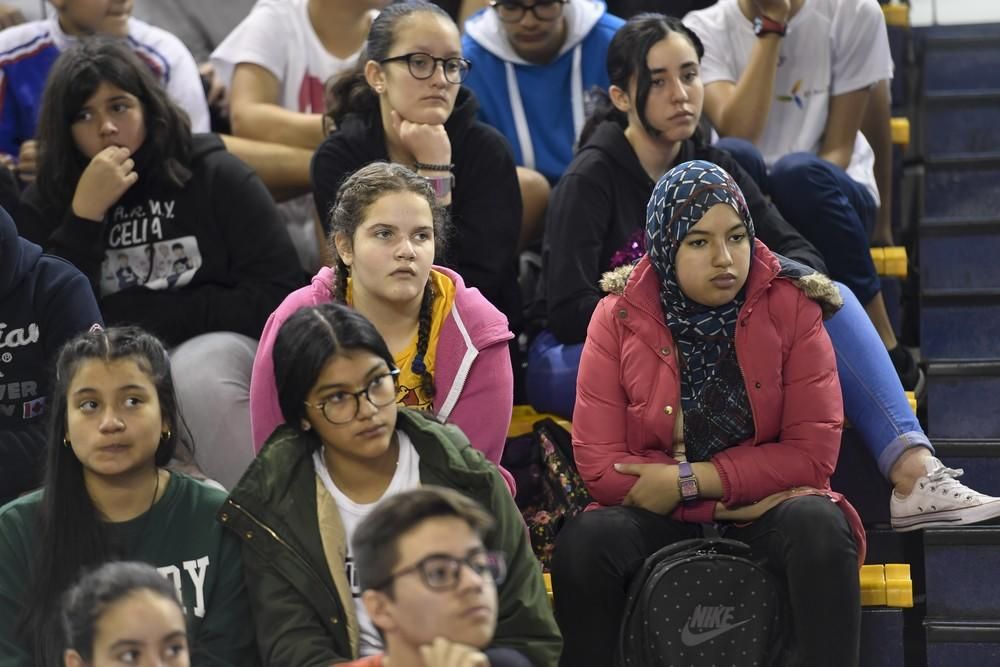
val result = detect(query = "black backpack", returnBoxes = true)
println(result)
[618,538,787,667]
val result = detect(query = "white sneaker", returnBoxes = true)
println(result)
[890,457,1000,532]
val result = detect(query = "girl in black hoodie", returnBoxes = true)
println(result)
[15,38,304,489]
[313,0,522,331]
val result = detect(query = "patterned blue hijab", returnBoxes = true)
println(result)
[645,160,756,409]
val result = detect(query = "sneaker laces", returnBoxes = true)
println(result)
[923,464,981,503]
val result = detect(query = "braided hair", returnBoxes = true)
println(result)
[328,162,450,403]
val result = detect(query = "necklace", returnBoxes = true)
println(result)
[121,469,162,559]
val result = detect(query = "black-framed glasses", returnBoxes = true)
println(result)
[490,0,567,23]
[304,369,400,425]
[379,52,472,84]
[373,550,507,592]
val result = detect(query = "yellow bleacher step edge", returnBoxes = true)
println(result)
[906,391,916,414]
[871,246,908,279]
[882,3,909,28]
[891,117,910,149]
[885,563,914,608]
[544,564,912,608]
[860,564,887,607]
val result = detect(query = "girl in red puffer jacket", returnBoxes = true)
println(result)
[551,160,863,667]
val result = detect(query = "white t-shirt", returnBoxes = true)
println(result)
[684,0,893,205]
[312,431,422,657]
[211,0,370,115]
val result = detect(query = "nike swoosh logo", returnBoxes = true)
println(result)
[680,618,753,647]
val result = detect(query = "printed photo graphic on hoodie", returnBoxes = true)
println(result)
[99,199,202,296]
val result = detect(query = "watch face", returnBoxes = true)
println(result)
[680,478,699,500]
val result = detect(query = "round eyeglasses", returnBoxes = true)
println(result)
[373,550,507,592]
[378,52,473,84]
[490,0,567,23]
[304,369,400,425]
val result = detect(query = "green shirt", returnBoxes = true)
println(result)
[0,472,257,666]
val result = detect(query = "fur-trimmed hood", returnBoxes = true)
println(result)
[600,244,843,320]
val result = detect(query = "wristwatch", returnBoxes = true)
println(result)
[753,14,787,37]
[677,461,700,503]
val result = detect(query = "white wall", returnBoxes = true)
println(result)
[909,0,1000,27]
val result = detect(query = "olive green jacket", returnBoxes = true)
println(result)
[219,409,562,667]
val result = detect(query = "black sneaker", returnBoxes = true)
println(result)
[889,345,925,396]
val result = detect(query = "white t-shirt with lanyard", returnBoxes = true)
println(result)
[313,431,422,657]
[684,0,893,206]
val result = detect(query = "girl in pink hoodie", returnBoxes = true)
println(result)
[250,162,515,490]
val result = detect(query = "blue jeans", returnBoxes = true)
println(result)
[825,282,932,478]
[716,138,882,306]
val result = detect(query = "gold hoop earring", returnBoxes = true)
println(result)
[63,436,71,448]
[161,429,172,441]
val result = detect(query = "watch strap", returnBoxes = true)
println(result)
[753,14,787,37]
[677,461,700,503]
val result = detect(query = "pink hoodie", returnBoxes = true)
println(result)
[249,265,516,490]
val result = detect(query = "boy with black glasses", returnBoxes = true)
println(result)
[346,487,540,667]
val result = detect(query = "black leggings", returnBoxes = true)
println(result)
[550,495,860,667]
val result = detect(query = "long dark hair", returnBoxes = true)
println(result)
[61,561,185,664]
[19,326,181,665]
[273,303,397,450]
[579,13,704,146]
[35,37,193,213]
[325,0,453,126]
[329,162,450,402]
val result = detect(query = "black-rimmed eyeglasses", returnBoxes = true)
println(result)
[379,53,473,84]
[372,550,507,592]
[304,369,400,425]
[490,0,567,23]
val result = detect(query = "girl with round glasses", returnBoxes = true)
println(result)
[314,0,524,331]
[222,303,561,666]
[251,162,517,492]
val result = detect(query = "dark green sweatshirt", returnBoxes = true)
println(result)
[0,472,257,666]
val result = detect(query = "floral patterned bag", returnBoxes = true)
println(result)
[502,418,593,569]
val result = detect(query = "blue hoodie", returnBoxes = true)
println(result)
[0,204,101,505]
[462,0,623,183]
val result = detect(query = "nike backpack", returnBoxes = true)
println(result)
[617,537,788,667]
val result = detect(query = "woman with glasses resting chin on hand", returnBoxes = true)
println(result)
[220,303,561,667]
[313,0,523,332]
